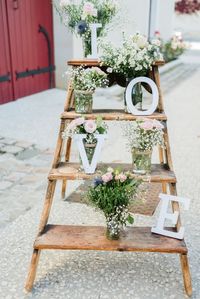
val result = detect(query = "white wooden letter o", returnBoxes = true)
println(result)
[125,76,159,116]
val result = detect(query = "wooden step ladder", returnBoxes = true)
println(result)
[25,60,192,296]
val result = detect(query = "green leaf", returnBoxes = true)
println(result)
[127,214,134,224]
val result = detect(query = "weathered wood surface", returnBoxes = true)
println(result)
[61,110,167,121]
[67,59,165,67]
[48,162,176,183]
[25,249,41,292]
[34,225,187,253]
[180,254,193,297]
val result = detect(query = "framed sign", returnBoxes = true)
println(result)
[125,76,159,116]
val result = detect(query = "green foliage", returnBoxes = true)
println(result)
[87,169,141,227]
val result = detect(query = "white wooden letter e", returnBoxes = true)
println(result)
[151,193,190,239]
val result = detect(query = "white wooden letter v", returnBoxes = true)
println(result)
[74,134,107,174]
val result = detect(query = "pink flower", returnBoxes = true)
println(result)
[102,172,113,183]
[115,173,127,183]
[68,117,85,130]
[152,120,164,130]
[83,2,97,17]
[140,120,154,131]
[84,120,97,134]
[74,117,85,126]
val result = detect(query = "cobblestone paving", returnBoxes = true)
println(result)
[0,136,52,231]
[0,61,200,298]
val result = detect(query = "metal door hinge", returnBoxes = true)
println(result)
[13,0,19,10]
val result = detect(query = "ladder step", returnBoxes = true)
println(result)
[48,163,176,183]
[34,225,187,253]
[61,110,167,121]
[67,59,165,67]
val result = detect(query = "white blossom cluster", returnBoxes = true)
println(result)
[106,205,129,232]
[70,66,108,92]
[100,33,163,78]
[123,119,164,151]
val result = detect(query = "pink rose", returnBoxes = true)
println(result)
[102,172,113,183]
[74,117,85,126]
[152,120,164,130]
[84,120,97,134]
[140,120,154,130]
[83,2,97,16]
[115,173,127,183]
[68,117,85,130]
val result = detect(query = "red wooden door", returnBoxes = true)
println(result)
[0,0,14,104]
[0,0,54,104]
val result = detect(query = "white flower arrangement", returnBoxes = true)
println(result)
[100,33,163,78]
[123,118,164,151]
[70,66,109,92]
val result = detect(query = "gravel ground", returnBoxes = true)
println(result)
[0,55,200,298]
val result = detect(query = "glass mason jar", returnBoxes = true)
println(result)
[106,216,121,240]
[82,36,91,57]
[80,141,97,169]
[124,79,143,113]
[74,90,94,114]
[132,148,152,175]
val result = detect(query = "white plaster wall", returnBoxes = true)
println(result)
[157,0,175,40]
[173,12,200,41]
[53,6,73,89]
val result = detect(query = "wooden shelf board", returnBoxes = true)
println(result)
[34,225,187,253]
[67,59,165,67]
[48,162,176,183]
[61,110,167,121]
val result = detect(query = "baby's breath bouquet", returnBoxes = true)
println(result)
[87,167,141,239]
[54,0,117,56]
[71,66,108,92]
[100,33,163,82]
[124,119,164,174]
[70,66,108,113]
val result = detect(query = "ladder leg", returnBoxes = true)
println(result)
[61,137,72,199]
[25,180,56,291]
[180,254,192,297]
[163,126,174,171]
[38,180,56,233]
[52,119,65,168]
[25,249,41,292]
[152,65,164,112]
[64,81,74,111]
[169,183,182,230]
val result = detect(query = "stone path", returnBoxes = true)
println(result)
[0,136,52,231]
[0,55,200,298]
